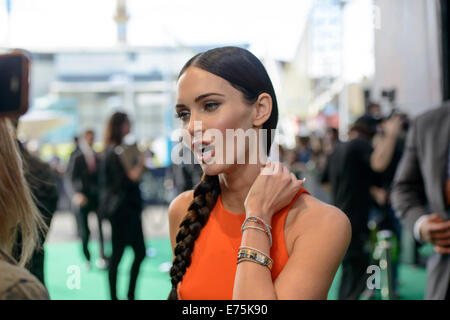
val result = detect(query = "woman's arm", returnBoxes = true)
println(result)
[232,212,277,299]
[232,162,303,299]
[233,198,351,300]
[127,154,145,182]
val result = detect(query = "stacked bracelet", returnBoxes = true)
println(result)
[241,216,272,247]
[237,246,273,271]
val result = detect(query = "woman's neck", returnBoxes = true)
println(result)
[218,163,264,214]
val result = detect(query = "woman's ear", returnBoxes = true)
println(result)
[252,93,272,127]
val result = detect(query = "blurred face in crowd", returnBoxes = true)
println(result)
[84,131,95,147]
[121,118,131,138]
[368,104,382,119]
[325,128,338,144]
[176,67,269,176]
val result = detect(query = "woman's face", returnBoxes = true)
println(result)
[175,66,260,175]
[121,118,131,138]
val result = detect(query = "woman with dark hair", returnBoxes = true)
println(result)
[168,46,351,300]
[99,112,146,300]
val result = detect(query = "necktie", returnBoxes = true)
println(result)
[86,150,96,173]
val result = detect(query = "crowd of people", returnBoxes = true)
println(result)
[277,101,450,300]
[0,47,449,301]
[0,110,152,300]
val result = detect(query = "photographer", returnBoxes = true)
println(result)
[321,112,403,299]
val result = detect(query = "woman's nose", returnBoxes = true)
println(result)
[187,114,203,138]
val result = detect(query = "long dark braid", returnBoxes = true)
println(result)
[168,173,221,300]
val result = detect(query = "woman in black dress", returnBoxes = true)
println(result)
[99,112,146,300]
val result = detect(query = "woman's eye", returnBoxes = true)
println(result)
[175,111,190,121]
[204,102,220,111]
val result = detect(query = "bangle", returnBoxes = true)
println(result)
[237,252,273,271]
[239,246,271,257]
[237,246,273,271]
[242,226,272,247]
[241,216,272,247]
[243,216,272,231]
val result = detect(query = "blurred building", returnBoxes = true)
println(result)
[16,46,219,165]
[281,0,373,139]
[372,0,443,116]
[280,0,448,140]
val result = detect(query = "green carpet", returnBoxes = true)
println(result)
[44,238,172,300]
[44,238,426,300]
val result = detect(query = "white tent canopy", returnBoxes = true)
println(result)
[18,110,68,140]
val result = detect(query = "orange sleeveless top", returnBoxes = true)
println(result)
[177,188,309,300]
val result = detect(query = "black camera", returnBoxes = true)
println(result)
[380,88,409,131]
[387,108,410,131]
[381,89,396,103]
[0,50,31,118]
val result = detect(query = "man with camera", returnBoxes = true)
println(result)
[321,108,403,299]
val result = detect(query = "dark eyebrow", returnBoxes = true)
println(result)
[176,93,225,109]
[194,93,225,103]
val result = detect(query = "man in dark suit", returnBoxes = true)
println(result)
[322,114,403,299]
[71,130,107,269]
[391,103,450,300]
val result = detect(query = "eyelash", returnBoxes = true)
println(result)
[174,102,221,121]
[204,102,220,110]
[174,111,189,120]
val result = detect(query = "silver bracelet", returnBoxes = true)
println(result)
[241,216,272,232]
[241,216,272,247]
[242,226,272,247]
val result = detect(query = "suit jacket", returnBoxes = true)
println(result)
[71,149,99,199]
[391,103,450,300]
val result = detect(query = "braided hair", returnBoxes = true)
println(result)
[168,173,221,299]
[168,46,278,299]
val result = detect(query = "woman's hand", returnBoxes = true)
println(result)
[72,192,88,207]
[419,213,450,254]
[244,162,305,223]
[127,154,145,182]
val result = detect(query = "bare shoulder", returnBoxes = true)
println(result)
[275,193,352,299]
[168,190,194,252]
[286,193,351,248]
[168,190,194,228]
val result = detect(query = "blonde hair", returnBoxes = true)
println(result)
[0,118,46,266]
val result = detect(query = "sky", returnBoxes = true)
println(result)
[0,0,313,61]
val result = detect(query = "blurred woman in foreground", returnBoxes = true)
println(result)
[0,117,49,299]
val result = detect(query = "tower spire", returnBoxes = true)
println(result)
[114,0,129,44]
